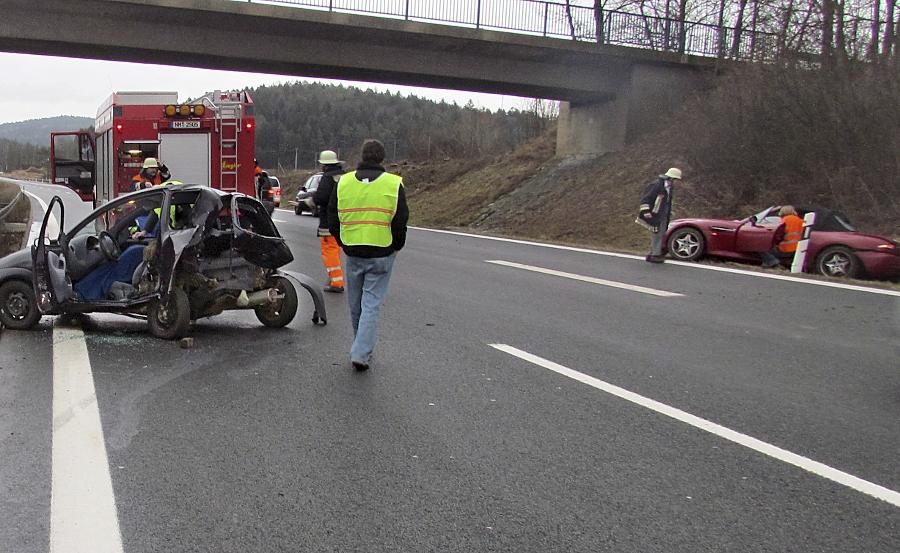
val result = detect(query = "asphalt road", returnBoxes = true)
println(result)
[2,209,898,552]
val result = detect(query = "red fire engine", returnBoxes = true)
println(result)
[50,90,256,204]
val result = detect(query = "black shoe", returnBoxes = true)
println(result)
[352,360,369,371]
[324,285,344,293]
[645,255,665,264]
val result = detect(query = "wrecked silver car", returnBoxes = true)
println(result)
[0,184,326,338]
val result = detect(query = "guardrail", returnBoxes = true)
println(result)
[246,0,782,62]
[0,179,29,258]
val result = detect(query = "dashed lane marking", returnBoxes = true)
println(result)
[51,325,124,553]
[489,343,900,508]
[412,227,900,298]
[486,260,684,297]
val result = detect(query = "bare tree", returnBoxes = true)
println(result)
[564,0,577,40]
[885,0,896,57]
[594,0,606,44]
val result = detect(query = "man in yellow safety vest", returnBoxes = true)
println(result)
[328,139,409,371]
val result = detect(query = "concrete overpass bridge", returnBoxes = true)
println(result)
[0,0,761,156]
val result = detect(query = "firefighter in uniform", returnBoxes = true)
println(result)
[132,157,170,191]
[313,150,345,293]
[762,205,805,268]
[328,139,408,371]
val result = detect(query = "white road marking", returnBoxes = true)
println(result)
[412,226,900,297]
[486,260,683,297]
[23,189,58,244]
[490,343,900,508]
[51,326,124,553]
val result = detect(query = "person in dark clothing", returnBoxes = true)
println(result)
[327,139,409,371]
[313,150,346,292]
[636,167,682,263]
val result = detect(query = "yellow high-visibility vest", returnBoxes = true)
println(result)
[337,171,402,247]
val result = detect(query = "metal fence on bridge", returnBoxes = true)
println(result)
[242,0,781,62]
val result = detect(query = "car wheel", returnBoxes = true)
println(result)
[0,280,40,330]
[667,227,705,261]
[148,288,191,339]
[816,246,860,278]
[255,276,298,328]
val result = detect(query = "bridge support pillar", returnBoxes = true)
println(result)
[556,64,706,158]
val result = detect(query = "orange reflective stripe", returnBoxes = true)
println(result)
[338,207,395,215]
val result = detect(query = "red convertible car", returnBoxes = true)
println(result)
[665,206,900,280]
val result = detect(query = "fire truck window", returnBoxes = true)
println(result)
[53,135,80,162]
[80,136,94,162]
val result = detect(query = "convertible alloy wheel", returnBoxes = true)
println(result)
[667,228,705,261]
[816,246,859,278]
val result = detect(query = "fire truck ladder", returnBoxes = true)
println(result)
[217,103,242,192]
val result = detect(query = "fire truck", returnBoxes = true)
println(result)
[50,90,256,205]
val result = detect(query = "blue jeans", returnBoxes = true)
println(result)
[345,254,396,364]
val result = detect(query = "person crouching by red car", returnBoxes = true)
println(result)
[762,205,805,268]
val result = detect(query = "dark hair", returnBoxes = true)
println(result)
[361,139,386,164]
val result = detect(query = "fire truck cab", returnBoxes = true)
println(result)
[51,90,256,205]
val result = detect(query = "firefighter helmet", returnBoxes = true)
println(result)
[143,158,160,169]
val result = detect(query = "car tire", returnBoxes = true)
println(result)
[667,227,705,261]
[816,246,860,279]
[0,280,40,330]
[255,276,298,328]
[148,288,191,339]
[294,204,303,215]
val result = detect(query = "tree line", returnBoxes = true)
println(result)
[560,0,897,62]
[0,139,48,173]
[249,82,554,170]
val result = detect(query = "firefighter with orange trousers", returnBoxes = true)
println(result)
[762,205,805,267]
[313,150,346,292]
[132,157,171,190]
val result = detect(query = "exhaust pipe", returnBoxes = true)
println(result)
[236,288,281,308]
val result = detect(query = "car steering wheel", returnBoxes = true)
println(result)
[98,231,121,261]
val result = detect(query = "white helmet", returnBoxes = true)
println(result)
[318,150,342,165]
[142,157,160,169]
[664,168,682,180]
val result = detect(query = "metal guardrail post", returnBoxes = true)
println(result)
[476,0,481,29]
[405,0,409,20]
[542,3,549,37]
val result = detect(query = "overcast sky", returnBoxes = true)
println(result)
[0,53,529,125]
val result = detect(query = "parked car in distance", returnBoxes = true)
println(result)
[665,205,899,280]
[294,173,322,216]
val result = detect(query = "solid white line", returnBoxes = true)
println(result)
[411,226,900,297]
[486,259,683,297]
[489,343,900,508]
[51,326,124,553]
[23,189,59,242]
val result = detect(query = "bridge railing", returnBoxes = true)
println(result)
[245,0,783,62]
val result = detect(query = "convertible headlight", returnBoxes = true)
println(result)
[877,243,895,250]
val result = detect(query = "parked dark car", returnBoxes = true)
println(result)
[665,206,900,280]
[0,185,326,337]
[294,173,322,216]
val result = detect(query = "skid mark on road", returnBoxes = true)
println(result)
[490,343,900,509]
[51,325,123,553]
[486,260,684,297]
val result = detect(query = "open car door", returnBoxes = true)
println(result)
[734,218,779,253]
[51,132,96,204]
[32,196,74,314]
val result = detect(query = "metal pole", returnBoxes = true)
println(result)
[476,0,481,29]
[405,0,410,20]
[543,3,549,36]
[328,0,333,12]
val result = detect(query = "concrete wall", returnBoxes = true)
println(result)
[556,64,707,157]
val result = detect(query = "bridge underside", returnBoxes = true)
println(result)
[0,0,710,156]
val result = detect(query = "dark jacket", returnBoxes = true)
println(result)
[313,164,344,230]
[328,162,409,258]
[637,177,673,232]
